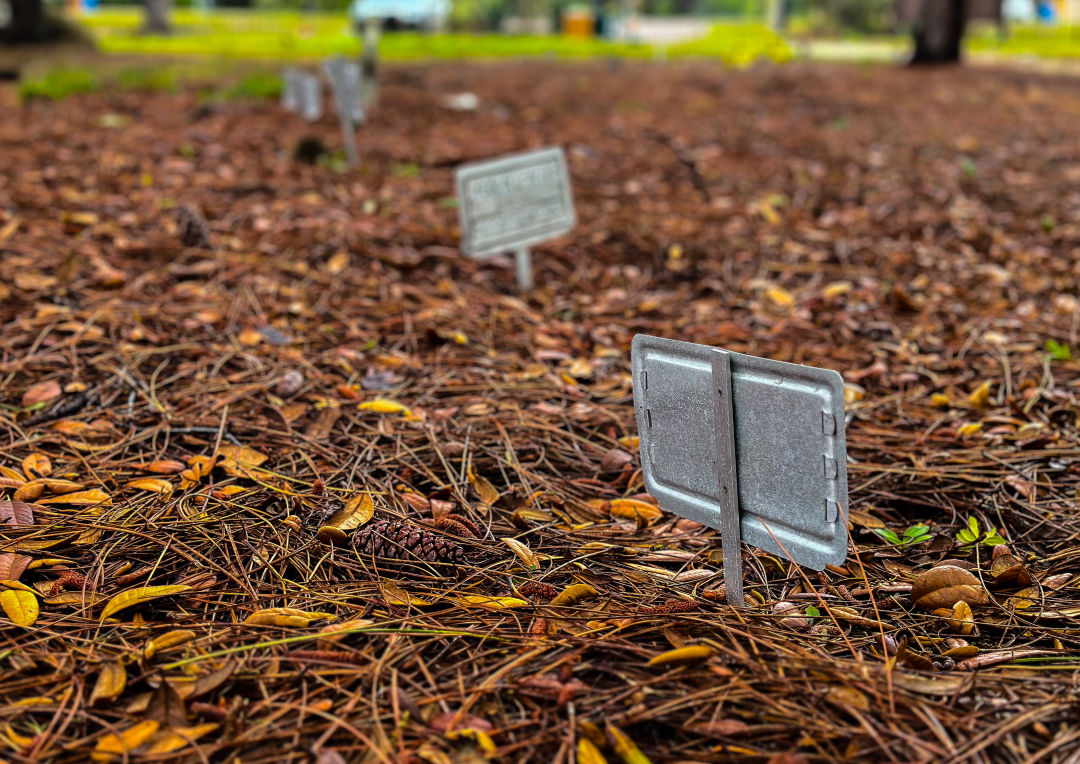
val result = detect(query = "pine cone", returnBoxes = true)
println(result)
[176,205,213,249]
[353,520,463,565]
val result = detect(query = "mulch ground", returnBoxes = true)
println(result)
[1,58,1080,764]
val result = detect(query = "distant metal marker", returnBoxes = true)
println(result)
[298,73,323,123]
[454,147,576,290]
[323,57,364,168]
[281,67,301,112]
[631,335,849,606]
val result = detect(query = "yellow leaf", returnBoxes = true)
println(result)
[550,583,598,607]
[957,422,983,438]
[90,661,127,706]
[578,738,610,764]
[0,466,25,482]
[46,591,104,607]
[359,398,413,416]
[5,723,35,747]
[144,629,196,660]
[243,607,334,627]
[454,595,529,609]
[445,728,496,756]
[143,723,218,755]
[21,453,52,480]
[647,644,713,667]
[140,460,187,474]
[0,579,36,592]
[126,478,174,494]
[822,281,853,299]
[617,435,639,449]
[217,444,268,472]
[502,537,539,569]
[92,720,160,762]
[931,393,950,407]
[40,479,87,494]
[317,618,375,646]
[326,493,375,531]
[0,589,38,626]
[606,724,652,764]
[765,286,794,309]
[237,328,263,346]
[100,585,193,620]
[39,489,112,506]
[468,466,500,505]
[609,498,662,523]
[317,526,350,544]
[13,481,44,502]
[967,380,992,408]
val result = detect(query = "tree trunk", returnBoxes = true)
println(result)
[142,0,172,34]
[1,0,45,43]
[911,0,967,63]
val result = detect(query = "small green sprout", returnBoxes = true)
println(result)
[1046,339,1072,362]
[956,516,1006,547]
[874,523,932,547]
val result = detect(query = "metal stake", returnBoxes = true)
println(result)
[514,247,533,291]
[711,350,744,606]
[362,18,380,107]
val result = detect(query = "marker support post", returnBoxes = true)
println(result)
[711,351,744,606]
[514,247,533,291]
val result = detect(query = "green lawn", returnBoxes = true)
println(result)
[967,24,1080,59]
[76,8,791,65]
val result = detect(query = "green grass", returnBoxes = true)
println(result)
[19,67,99,100]
[75,8,789,63]
[967,23,1080,59]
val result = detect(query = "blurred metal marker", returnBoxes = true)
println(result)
[281,67,301,112]
[298,72,323,123]
[631,335,849,606]
[454,147,576,291]
[323,57,364,168]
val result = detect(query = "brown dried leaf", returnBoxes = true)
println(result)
[21,380,62,408]
[911,565,989,610]
[0,553,31,581]
[0,500,38,526]
[39,489,112,506]
[90,661,128,706]
[21,453,52,480]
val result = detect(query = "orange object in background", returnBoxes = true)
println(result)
[561,6,594,38]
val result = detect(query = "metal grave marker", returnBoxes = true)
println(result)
[323,57,364,168]
[631,335,849,606]
[298,72,323,123]
[281,67,301,113]
[454,147,576,290]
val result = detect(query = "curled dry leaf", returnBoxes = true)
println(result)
[21,380,62,408]
[911,565,989,610]
[453,595,529,609]
[578,738,610,764]
[647,644,713,667]
[609,498,663,523]
[502,536,540,569]
[824,685,870,711]
[0,589,39,626]
[550,583,599,607]
[144,629,196,659]
[89,661,127,706]
[39,489,112,506]
[100,585,193,620]
[21,453,52,480]
[91,720,160,762]
[325,493,374,531]
[12,481,44,502]
[139,460,187,474]
[244,607,335,627]
[949,600,974,635]
[126,478,175,494]
[142,723,219,756]
[468,467,500,505]
[0,553,31,581]
[605,724,651,764]
[359,398,413,416]
[990,554,1032,586]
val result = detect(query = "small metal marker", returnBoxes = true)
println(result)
[298,72,323,123]
[631,335,849,606]
[281,67,301,112]
[361,17,380,107]
[323,57,364,168]
[454,147,576,291]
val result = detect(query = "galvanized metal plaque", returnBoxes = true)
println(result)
[281,67,301,112]
[454,147,576,259]
[299,73,323,123]
[631,335,849,600]
[323,57,365,125]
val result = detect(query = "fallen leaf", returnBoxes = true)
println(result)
[453,595,529,609]
[609,498,663,523]
[144,629,196,659]
[91,720,160,762]
[606,724,652,764]
[142,723,218,755]
[39,489,112,506]
[0,589,38,626]
[502,537,539,569]
[949,600,974,635]
[139,460,187,474]
[325,493,375,531]
[359,398,413,416]
[21,380,62,408]
[550,583,598,607]
[0,501,38,526]
[100,585,193,620]
[990,554,1032,586]
[90,661,128,706]
[647,644,713,667]
[911,565,989,610]
[0,553,31,580]
[21,453,52,480]
[578,737,610,764]
[244,607,334,627]
[824,685,869,711]
[468,467,499,505]
[126,478,175,495]
[967,380,992,407]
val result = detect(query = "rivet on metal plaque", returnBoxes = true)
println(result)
[631,334,849,605]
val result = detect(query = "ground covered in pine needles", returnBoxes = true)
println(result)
[1,59,1080,764]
